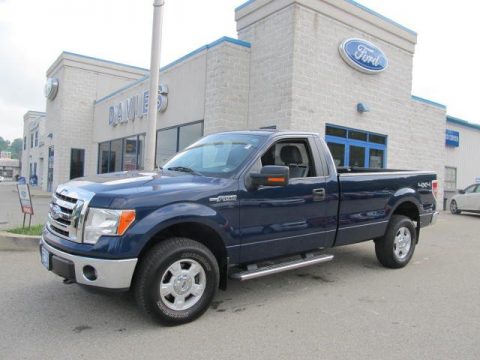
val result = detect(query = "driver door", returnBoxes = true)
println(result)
[238,135,337,263]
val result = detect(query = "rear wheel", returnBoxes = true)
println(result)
[375,215,416,269]
[134,237,219,326]
[450,200,461,214]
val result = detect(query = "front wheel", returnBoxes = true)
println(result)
[450,200,461,214]
[134,237,219,326]
[375,215,416,269]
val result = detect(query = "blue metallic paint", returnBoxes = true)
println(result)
[335,173,436,246]
[44,130,437,269]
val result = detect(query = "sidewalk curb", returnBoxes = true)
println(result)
[0,231,40,251]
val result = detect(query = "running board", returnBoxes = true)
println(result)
[230,253,334,281]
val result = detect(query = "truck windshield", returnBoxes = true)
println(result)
[162,133,266,178]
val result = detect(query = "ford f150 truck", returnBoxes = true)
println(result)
[40,130,439,325]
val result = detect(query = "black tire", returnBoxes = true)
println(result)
[450,200,461,215]
[375,215,416,269]
[134,237,219,326]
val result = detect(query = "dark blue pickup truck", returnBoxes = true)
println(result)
[40,130,438,325]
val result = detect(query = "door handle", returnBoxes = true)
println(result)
[312,188,326,201]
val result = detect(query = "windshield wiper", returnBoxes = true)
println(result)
[166,166,202,176]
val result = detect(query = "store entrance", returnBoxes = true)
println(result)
[47,146,54,192]
[325,125,387,168]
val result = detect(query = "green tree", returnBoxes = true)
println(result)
[10,138,23,159]
[0,137,10,152]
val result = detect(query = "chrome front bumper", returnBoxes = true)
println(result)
[40,237,138,289]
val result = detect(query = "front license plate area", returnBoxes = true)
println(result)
[41,246,51,270]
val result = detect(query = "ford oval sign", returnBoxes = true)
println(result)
[339,38,388,74]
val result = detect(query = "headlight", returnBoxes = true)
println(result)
[83,208,136,244]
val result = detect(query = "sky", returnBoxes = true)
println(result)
[0,0,479,141]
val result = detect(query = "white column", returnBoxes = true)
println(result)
[144,0,165,171]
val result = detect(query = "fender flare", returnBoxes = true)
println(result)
[128,202,233,256]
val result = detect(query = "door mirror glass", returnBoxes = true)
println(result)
[249,165,289,189]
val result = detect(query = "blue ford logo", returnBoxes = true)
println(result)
[51,204,62,220]
[339,38,388,74]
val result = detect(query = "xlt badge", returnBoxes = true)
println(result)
[209,195,237,203]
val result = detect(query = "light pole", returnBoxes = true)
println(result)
[144,0,165,171]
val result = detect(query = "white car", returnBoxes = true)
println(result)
[450,183,480,214]
[0,176,4,182]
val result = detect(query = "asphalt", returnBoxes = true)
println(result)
[1,212,479,359]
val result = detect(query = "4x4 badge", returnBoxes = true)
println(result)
[418,182,431,189]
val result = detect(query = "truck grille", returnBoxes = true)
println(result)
[47,188,90,243]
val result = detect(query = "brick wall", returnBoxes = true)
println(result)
[204,43,251,134]
[44,54,146,191]
[237,1,446,199]
[238,5,296,130]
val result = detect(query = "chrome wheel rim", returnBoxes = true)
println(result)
[159,259,206,311]
[450,201,457,213]
[394,226,412,260]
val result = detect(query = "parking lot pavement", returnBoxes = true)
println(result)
[1,212,480,360]
[0,183,50,230]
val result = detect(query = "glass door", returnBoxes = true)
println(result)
[47,146,54,192]
[349,145,366,167]
[325,125,387,169]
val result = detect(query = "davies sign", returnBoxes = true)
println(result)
[108,84,168,127]
[339,38,388,74]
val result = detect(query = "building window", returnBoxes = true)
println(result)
[110,139,123,172]
[34,131,39,147]
[23,136,26,150]
[30,134,34,148]
[325,125,387,168]
[98,142,110,174]
[123,134,145,171]
[70,149,85,179]
[155,121,204,168]
[156,128,177,168]
[179,122,203,151]
[98,134,145,174]
[444,167,457,192]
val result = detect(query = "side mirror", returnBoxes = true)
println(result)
[249,165,289,189]
[458,189,466,194]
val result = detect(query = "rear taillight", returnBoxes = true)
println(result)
[432,180,439,201]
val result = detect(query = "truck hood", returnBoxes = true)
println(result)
[65,171,160,193]
[60,171,234,209]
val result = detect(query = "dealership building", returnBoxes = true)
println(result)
[22,0,480,203]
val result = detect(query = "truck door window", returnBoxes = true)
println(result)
[259,140,316,178]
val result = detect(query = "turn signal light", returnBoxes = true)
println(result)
[267,177,286,183]
[432,180,439,201]
[118,210,136,235]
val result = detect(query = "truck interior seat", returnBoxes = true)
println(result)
[280,145,308,178]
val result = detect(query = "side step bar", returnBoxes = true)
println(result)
[230,253,334,281]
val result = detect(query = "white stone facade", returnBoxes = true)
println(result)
[445,118,480,190]
[21,111,46,186]
[34,53,148,191]
[236,0,446,198]
[23,0,479,202]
